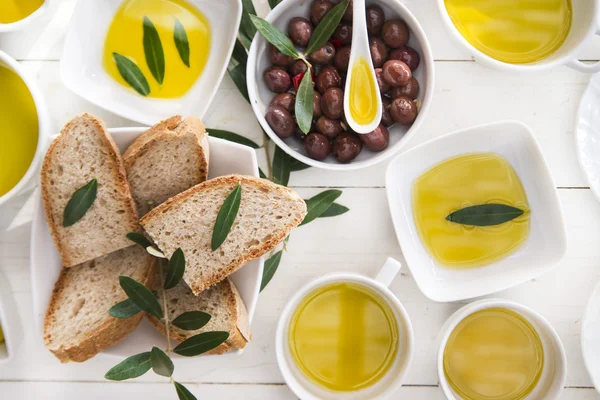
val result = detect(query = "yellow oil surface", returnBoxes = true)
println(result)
[289,282,399,392]
[444,308,544,400]
[103,0,211,98]
[0,65,38,197]
[412,153,530,269]
[348,57,379,125]
[444,0,572,64]
[0,0,44,24]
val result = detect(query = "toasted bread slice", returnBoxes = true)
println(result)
[147,277,250,354]
[44,246,157,363]
[123,116,210,217]
[140,175,307,295]
[41,113,140,267]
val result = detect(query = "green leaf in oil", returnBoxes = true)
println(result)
[174,18,190,68]
[113,53,151,96]
[446,204,526,227]
[143,16,165,84]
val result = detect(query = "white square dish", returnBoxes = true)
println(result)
[386,121,567,302]
[60,0,241,125]
[30,128,262,360]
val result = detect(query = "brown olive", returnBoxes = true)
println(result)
[332,23,353,46]
[366,5,385,35]
[369,37,389,68]
[316,66,341,94]
[390,96,417,125]
[289,60,308,77]
[332,132,362,163]
[360,124,389,152]
[266,105,295,138]
[270,93,296,114]
[334,46,351,71]
[382,60,411,87]
[381,97,394,127]
[391,77,419,100]
[288,17,313,48]
[375,68,390,94]
[313,92,322,118]
[389,46,420,71]
[342,0,353,22]
[381,19,409,48]
[294,126,306,141]
[310,0,333,25]
[316,116,343,139]
[264,67,291,93]
[321,87,344,120]
[269,45,294,67]
[305,132,331,160]
[309,42,336,65]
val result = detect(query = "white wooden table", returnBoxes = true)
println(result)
[2,0,600,398]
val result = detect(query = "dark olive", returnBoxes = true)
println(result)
[381,19,409,48]
[294,126,307,141]
[264,67,292,93]
[390,96,417,125]
[305,132,331,160]
[289,60,308,77]
[360,124,389,152]
[288,17,313,48]
[269,45,294,67]
[369,37,388,68]
[310,0,333,25]
[332,23,353,46]
[382,60,411,87]
[389,46,420,71]
[321,87,344,120]
[334,46,351,71]
[375,68,390,94]
[316,66,341,94]
[266,105,295,138]
[391,77,419,100]
[381,97,394,127]
[332,132,362,163]
[270,93,296,114]
[309,42,336,65]
[313,92,322,118]
[366,5,385,35]
[342,0,353,22]
[316,116,343,139]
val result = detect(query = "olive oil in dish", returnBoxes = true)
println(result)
[103,0,211,98]
[289,282,399,392]
[412,153,530,269]
[348,57,379,126]
[444,0,572,64]
[444,308,544,400]
[0,0,44,24]
[0,65,38,197]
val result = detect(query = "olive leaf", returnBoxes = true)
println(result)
[119,276,163,319]
[126,232,152,248]
[109,298,142,319]
[173,331,230,356]
[143,17,165,84]
[207,128,259,149]
[295,69,314,134]
[259,168,267,179]
[249,14,300,59]
[212,184,242,251]
[164,248,185,289]
[290,158,311,171]
[240,0,258,46]
[268,0,282,8]
[446,204,526,227]
[273,146,291,186]
[301,190,342,225]
[260,250,282,292]
[172,311,211,331]
[227,39,250,102]
[151,346,174,378]
[174,18,190,68]
[174,382,197,400]
[147,246,168,258]
[305,1,349,55]
[320,202,349,218]
[105,352,152,381]
[113,53,150,96]
[63,178,97,227]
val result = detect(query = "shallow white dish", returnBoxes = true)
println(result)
[0,0,49,32]
[30,127,263,360]
[60,0,241,126]
[247,0,434,171]
[581,280,600,393]
[386,121,567,302]
[576,73,600,200]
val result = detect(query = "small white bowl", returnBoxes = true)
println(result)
[0,50,51,208]
[0,0,49,33]
[438,299,567,400]
[60,0,241,126]
[30,127,263,360]
[581,280,600,393]
[385,121,567,302]
[247,0,434,171]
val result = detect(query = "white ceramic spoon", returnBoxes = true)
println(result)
[343,0,382,134]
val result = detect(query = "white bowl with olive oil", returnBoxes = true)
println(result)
[0,0,48,32]
[0,50,51,207]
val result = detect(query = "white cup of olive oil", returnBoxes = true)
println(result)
[437,299,567,400]
[276,258,414,400]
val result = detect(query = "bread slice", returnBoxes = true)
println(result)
[41,113,140,267]
[140,175,307,295]
[123,116,210,217]
[44,245,157,363]
[147,277,251,354]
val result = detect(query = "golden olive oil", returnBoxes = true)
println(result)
[0,65,38,197]
[0,0,44,24]
[103,0,211,98]
[348,57,379,125]
[444,0,572,64]
[444,308,544,400]
[412,153,530,269]
[289,282,399,392]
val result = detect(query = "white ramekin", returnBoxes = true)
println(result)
[0,0,49,33]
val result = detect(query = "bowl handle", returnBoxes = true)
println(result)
[375,257,402,288]
[567,26,600,73]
